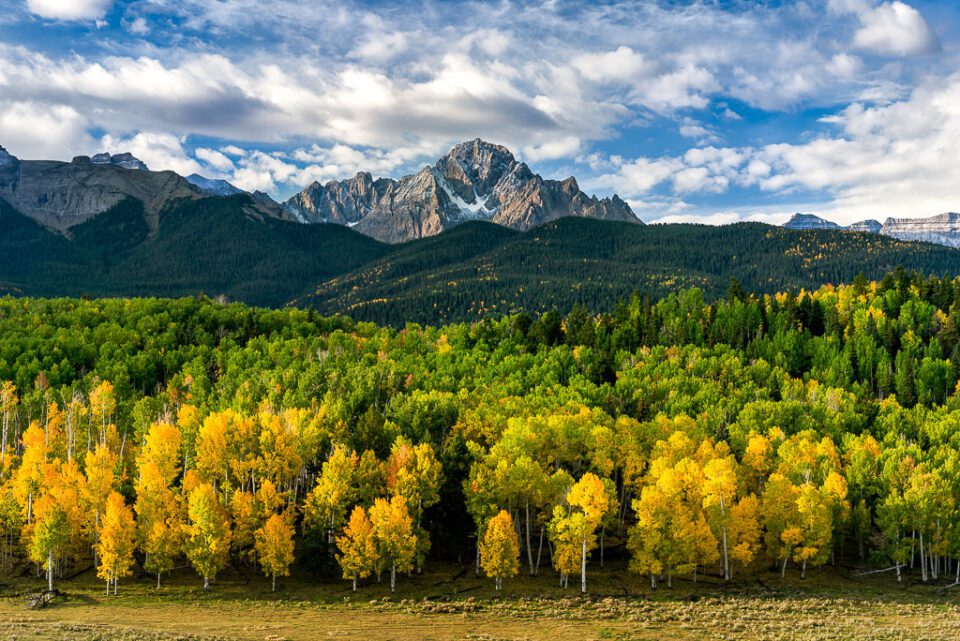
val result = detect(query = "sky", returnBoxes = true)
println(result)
[0,0,958,224]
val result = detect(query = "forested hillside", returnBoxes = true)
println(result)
[305,218,960,325]
[5,193,960,322]
[4,271,960,594]
[0,195,388,306]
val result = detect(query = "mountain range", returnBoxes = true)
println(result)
[3,140,960,325]
[783,212,960,247]
[282,139,639,242]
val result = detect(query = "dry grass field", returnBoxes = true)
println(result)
[1,561,959,641]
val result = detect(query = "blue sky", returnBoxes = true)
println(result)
[1,0,958,224]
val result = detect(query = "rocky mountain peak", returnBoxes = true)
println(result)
[0,145,17,168]
[90,152,149,171]
[283,138,639,243]
[783,213,841,230]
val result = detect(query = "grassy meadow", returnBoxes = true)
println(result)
[3,561,960,641]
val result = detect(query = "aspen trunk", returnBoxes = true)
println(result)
[581,534,587,594]
[391,561,396,592]
[525,501,534,575]
[47,551,53,591]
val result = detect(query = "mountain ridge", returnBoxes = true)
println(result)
[283,138,640,243]
[782,212,960,247]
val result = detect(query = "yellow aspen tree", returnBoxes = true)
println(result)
[385,439,443,570]
[0,381,17,469]
[28,492,68,592]
[88,381,116,442]
[552,472,610,593]
[702,457,738,580]
[135,421,183,588]
[727,494,762,575]
[304,445,357,543]
[13,422,47,525]
[479,510,520,591]
[257,412,302,488]
[184,482,232,590]
[336,505,377,591]
[254,513,295,591]
[195,411,231,490]
[369,496,417,593]
[97,491,136,594]
[230,489,258,561]
[761,473,802,577]
[83,443,118,569]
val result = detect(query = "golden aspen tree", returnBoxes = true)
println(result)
[195,411,231,490]
[88,381,116,442]
[702,456,738,580]
[369,496,417,593]
[761,473,802,577]
[254,513,295,591]
[385,439,443,570]
[257,412,302,488]
[550,473,610,593]
[83,443,118,569]
[230,489,258,560]
[727,494,762,574]
[135,421,183,588]
[0,381,17,468]
[337,505,377,591]
[14,422,47,525]
[304,445,357,543]
[479,510,520,591]
[184,482,232,590]
[97,491,136,594]
[29,492,68,592]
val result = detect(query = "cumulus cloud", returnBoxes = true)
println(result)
[26,0,113,20]
[853,1,939,56]
[0,101,94,158]
[99,132,201,176]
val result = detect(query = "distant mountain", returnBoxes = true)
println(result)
[847,219,883,233]
[283,139,639,243]
[782,211,960,247]
[186,174,243,196]
[91,152,149,171]
[881,213,960,248]
[0,146,200,232]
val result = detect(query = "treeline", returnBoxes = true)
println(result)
[305,219,960,326]
[1,271,960,593]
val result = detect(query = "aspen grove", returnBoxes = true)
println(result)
[4,272,960,593]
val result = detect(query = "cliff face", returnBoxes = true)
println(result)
[0,149,201,232]
[880,213,960,248]
[283,139,639,243]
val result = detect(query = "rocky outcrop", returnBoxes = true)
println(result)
[783,213,841,230]
[0,151,200,232]
[847,219,882,233]
[880,213,960,248]
[186,173,242,196]
[91,152,149,171]
[284,139,639,243]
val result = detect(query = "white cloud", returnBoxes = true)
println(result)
[0,101,94,158]
[99,132,201,176]
[573,47,652,83]
[27,0,113,20]
[853,1,939,56]
[194,148,235,172]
